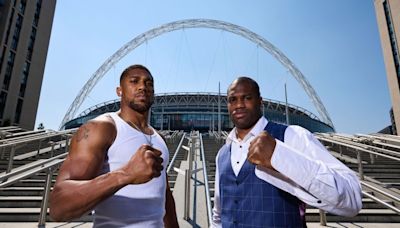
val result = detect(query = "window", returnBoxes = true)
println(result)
[14,98,23,124]
[19,62,30,97]
[4,8,15,46]
[18,0,26,14]
[27,27,37,60]
[33,0,42,27]
[11,14,23,51]
[2,51,15,90]
[0,47,6,74]
[0,91,7,119]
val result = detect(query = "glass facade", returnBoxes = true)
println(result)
[64,93,334,133]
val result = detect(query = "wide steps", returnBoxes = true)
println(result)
[306,208,400,222]
[0,208,93,222]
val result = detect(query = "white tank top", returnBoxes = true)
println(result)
[93,112,169,228]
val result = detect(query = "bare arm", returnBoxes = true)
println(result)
[163,175,179,228]
[49,119,163,221]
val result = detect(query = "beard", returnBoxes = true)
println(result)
[128,99,153,114]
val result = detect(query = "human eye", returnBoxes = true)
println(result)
[146,80,154,87]
[129,77,139,84]
[228,97,236,103]
[244,95,253,100]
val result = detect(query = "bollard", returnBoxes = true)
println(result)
[319,209,327,226]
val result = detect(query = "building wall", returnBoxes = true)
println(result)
[374,0,400,135]
[0,0,56,129]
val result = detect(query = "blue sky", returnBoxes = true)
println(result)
[36,0,391,134]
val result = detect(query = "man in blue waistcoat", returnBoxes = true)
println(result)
[212,77,362,227]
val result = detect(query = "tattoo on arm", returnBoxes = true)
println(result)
[76,125,90,142]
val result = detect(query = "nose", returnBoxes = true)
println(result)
[235,98,245,108]
[137,81,146,91]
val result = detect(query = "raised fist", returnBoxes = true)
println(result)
[121,144,163,184]
[247,131,276,170]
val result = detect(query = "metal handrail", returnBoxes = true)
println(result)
[167,133,186,174]
[0,148,68,227]
[3,129,46,138]
[361,181,400,203]
[317,134,400,215]
[0,128,76,148]
[14,139,67,161]
[200,133,213,226]
[0,152,67,184]
[316,136,400,162]
[362,191,400,214]
[330,134,400,158]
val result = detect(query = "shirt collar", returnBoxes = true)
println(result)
[226,116,268,144]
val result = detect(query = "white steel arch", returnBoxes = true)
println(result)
[60,19,334,129]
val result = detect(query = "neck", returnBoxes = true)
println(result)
[236,128,251,140]
[118,108,149,129]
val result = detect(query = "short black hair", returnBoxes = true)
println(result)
[228,76,261,97]
[120,64,153,83]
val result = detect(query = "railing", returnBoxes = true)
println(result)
[0,130,75,174]
[200,133,213,226]
[315,133,400,221]
[0,152,66,227]
[316,135,400,180]
[361,181,400,214]
[0,129,76,227]
[167,133,186,174]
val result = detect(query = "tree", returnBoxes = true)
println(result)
[37,123,45,130]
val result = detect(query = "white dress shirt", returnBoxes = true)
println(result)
[211,117,362,227]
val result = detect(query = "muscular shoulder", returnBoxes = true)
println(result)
[61,116,116,180]
[74,115,116,149]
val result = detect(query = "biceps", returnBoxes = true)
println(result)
[57,145,106,181]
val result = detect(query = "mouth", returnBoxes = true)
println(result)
[232,110,247,119]
[135,93,147,100]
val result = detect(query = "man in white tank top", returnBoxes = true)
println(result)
[49,65,179,227]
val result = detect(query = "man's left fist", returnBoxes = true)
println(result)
[247,131,277,170]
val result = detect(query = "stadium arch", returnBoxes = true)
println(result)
[60,19,334,130]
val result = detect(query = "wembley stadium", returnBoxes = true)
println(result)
[63,92,334,133]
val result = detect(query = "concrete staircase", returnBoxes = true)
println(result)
[0,128,77,223]
[1,128,399,226]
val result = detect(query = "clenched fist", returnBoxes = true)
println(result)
[120,144,164,185]
[247,131,276,170]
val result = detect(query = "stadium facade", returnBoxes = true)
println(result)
[64,93,334,133]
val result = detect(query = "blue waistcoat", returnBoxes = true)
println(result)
[218,121,305,227]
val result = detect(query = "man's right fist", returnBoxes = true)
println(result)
[120,144,163,185]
